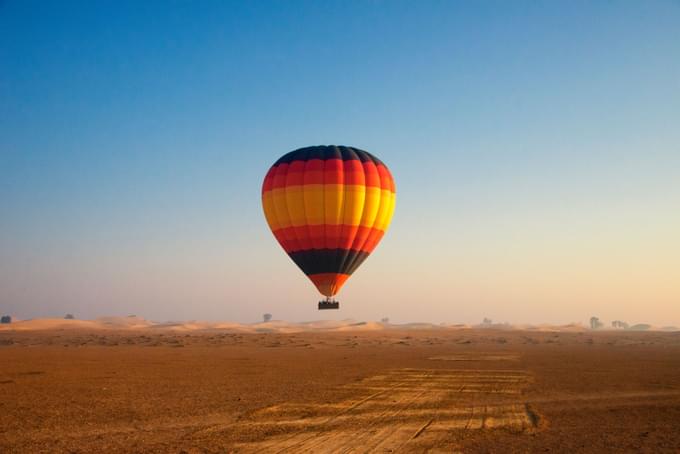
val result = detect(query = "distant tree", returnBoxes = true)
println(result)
[482,317,493,326]
[0,315,11,324]
[381,317,389,323]
[590,317,603,330]
[263,313,272,323]
[612,320,629,329]
[64,314,75,320]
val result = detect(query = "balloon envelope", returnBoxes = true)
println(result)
[262,145,396,297]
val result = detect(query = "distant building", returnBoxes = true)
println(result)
[589,317,604,330]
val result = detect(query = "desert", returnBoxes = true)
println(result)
[4,1,680,452]
[1,319,679,453]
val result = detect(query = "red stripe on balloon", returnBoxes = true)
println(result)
[272,225,385,254]
[262,158,394,191]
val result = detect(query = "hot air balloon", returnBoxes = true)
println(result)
[261,145,396,310]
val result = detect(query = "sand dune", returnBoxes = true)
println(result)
[0,316,155,331]
[1,316,675,333]
[0,317,397,333]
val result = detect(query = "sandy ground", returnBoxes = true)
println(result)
[1,324,680,453]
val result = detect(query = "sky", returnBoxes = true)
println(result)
[1,1,679,325]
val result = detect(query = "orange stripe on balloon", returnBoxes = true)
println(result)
[308,273,350,297]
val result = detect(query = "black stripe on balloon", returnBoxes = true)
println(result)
[343,247,371,276]
[287,248,370,276]
[274,145,385,167]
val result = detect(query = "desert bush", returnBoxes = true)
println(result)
[0,315,11,324]
[628,324,651,331]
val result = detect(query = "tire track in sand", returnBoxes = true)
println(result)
[235,352,538,452]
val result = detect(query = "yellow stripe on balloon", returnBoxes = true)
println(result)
[271,188,292,229]
[373,190,396,231]
[262,192,281,230]
[284,185,306,226]
[323,183,344,225]
[264,184,395,230]
[341,185,366,226]
[303,184,325,225]
[358,186,382,229]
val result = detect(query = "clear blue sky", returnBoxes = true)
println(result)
[2,1,679,325]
